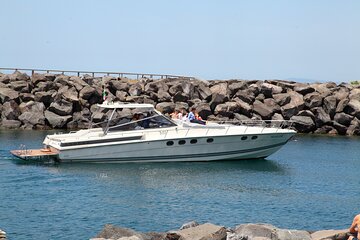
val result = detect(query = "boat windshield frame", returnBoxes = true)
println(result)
[94,102,178,134]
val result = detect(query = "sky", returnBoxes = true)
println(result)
[0,0,359,82]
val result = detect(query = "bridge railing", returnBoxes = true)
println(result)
[0,67,194,80]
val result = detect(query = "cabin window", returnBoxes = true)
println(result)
[241,136,248,140]
[190,139,197,144]
[251,136,258,140]
[166,141,174,146]
[178,140,186,145]
[207,138,214,143]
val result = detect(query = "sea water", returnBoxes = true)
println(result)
[0,130,359,239]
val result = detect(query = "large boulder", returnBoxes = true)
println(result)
[0,87,19,103]
[71,76,90,91]
[281,91,304,119]
[290,115,315,133]
[233,89,255,104]
[228,81,248,96]
[260,82,283,98]
[31,73,56,86]
[310,229,347,240]
[347,117,360,136]
[128,83,143,96]
[233,98,252,117]
[156,102,175,114]
[94,224,145,240]
[253,100,274,120]
[312,107,331,127]
[334,112,354,126]
[214,102,240,118]
[336,99,349,113]
[193,102,212,120]
[323,95,337,119]
[173,223,227,240]
[1,100,21,120]
[79,86,96,100]
[196,83,212,101]
[48,99,73,116]
[294,84,315,95]
[344,99,360,119]
[1,119,21,129]
[303,92,323,109]
[44,110,72,128]
[233,223,311,240]
[18,111,45,127]
[273,93,291,106]
[210,93,229,112]
[34,91,55,107]
[10,80,30,93]
[8,71,30,81]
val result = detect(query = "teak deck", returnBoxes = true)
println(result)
[10,148,59,161]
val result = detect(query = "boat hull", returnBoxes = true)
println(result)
[57,133,294,163]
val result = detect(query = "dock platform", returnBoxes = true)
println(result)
[10,148,59,161]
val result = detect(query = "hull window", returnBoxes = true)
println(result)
[190,139,197,144]
[166,141,174,146]
[241,136,248,140]
[178,140,186,145]
[251,136,258,140]
[207,138,214,143]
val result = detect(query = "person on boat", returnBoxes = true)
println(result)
[170,110,180,119]
[347,214,360,240]
[188,107,205,125]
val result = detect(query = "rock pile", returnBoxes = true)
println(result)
[0,229,6,240]
[1,70,360,135]
[90,222,349,240]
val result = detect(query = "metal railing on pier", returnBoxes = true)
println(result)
[0,67,194,80]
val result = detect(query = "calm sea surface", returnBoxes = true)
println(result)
[0,130,359,239]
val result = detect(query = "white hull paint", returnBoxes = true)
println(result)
[57,133,293,163]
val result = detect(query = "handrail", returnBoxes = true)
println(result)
[0,67,195,80]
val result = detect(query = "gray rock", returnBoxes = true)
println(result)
[196,83,212,101]
[214,102,240,118]
[332,121,347,135]
[71,76,90,91]
[156,102,175,114]
[95,224,144,240]
[312,107,331,127]
[174,223,227,240]
[1,119,21,129]
[128,83,143,96]
[276,229,311,240]
[180,221,200,230]
[79,86,96,100]
[281,91,304,119]
[314,125,335,134]
[336,99,349,113]
[334,112,354,126]
[255,93,265,102]
[297,110,315,120]
[233,98,252,117]
[253,100,273,120]
[1,100,21,120]
[34,91,55,107]
[48,99,73,116]
[32,81,55,92]
[8,70,30,81]
[210,93,229,112]
[210,82,229,96]
[273,93,291,106]
[31,73,56,86]
[228,81,248,96]
[323,95,337,119]
[310,229,347,240]
[116,90,128,102]
[19,111,45,127]
[344,99,360,119]
[59,86,79,103]
[19,93,35,102]
[193,102,212,119]
[290,115,315,133]
[10,80,30,93]
[303,92,323,109]
[233,223,277,240]
[260,83,283,98]
[294,84,315,95]
[45,110,72,128]
[234,90,255,104]
[173,91,189,103]
[0,87,19,103]
[347,117,360,135]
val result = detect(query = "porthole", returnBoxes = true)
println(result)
[251,136,258,140]
[241,136,248,140]
[207,138,214,143]
[190,139,197,144]
[166,141,174,146]
[178,140,186,145]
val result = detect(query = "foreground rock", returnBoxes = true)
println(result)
[1,70,360,135]
[91,222,351,240]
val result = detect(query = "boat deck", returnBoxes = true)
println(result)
[10,148,59,161]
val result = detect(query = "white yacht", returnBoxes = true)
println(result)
[11,102,296,163]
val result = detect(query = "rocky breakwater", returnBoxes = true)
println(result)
[90,222,350,240]
[0,70,360,135]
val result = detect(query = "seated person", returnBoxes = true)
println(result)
[348,214,360,240]
[187,107,206,125]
